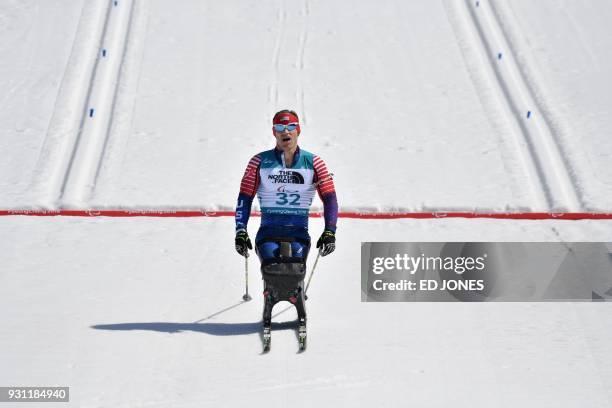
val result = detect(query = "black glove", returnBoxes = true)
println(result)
[235,229,252,257]
[316,229,336,256]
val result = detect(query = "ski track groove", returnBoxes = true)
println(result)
[461,0,582,211]
[441,0,529,205]
[489,0,590,208]
[269,1,285,108]
[446,0,549,210]
[59,0,116,206]
[487,0,584,211]
[62,0,136,207]
[91,0,138,191]
[91,0,150,203]
[27,1,108,207]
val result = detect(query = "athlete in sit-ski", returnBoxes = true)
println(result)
[234,109,338,334]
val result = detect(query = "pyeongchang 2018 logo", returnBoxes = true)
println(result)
[268,170,304,184]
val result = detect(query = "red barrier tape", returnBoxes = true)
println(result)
[1,209,612,219]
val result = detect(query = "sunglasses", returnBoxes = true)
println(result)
[273,123,298,132]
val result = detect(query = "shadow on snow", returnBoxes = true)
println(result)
[91,301,298,337]
[91,320,299,336]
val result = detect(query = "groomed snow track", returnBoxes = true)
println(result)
[443,0,583,212]
[8,0,610,216]
[28,0,136,208]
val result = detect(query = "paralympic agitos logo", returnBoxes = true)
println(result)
[277,185,298,193]
[268,170,304,184]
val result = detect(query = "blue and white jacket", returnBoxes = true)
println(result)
[235,147,338,233]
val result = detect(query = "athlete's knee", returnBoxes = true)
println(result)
[257,241,279,260]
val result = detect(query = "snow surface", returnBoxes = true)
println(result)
[2,216,612,407]
[1,0,612,407]
[0,1,85,205]
[4,0,611,212]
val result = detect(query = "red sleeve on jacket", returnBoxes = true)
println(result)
[313,155,335,198]
[239,154,261,197]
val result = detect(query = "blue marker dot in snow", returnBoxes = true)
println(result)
[89,108,94,117]
[498,52,502,60]
[527,111,532,119]
[102,49,107,57]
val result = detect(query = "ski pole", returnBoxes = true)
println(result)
[242,255,252,301]
[304,250,321,299]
